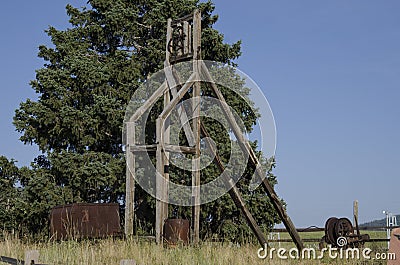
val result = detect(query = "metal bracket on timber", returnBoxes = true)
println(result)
[124,9,304,250]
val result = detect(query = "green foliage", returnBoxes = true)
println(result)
[11,0,281,240]
[0,156,67,237]
[0,156,21,232]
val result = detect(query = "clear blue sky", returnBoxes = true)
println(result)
[1,1,399,227]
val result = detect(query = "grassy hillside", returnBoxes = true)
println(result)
[361,215,400,227]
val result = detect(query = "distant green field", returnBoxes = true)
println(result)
[269,230,388,249]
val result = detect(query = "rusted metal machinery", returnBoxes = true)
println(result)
[50,203,121,240]
[322,216,370,248]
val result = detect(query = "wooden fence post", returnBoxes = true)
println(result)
[24,250,39,265]
[353,200,359,226]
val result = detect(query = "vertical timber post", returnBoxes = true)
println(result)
[125,122,135,237]
[155,17,174,245]
[191,9,202,245]
[353,200,358,227]
[24,250,39,265]
[155,118,165,244]
[165,18,172,64]
[163,88,171,231]
[163,19,172,226]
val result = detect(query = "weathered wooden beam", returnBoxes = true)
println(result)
[130,144,196,154]
[192,9,201,61]
[188,22,193,54]
[200,122,268,247]
[129,81,168,122]
[259,178,304,250]
[163,62,195,146]
[176,23,184,57]
[24,250,39,265]
[171,13,194,25]
[125,122,135,237]
[199,61,304,250]
[165,18,172,63]
[160,72,197,120]
[162,88,171,233]
[353,200,359,228]
[183,21,190,55]
[165,144,196,154]
[155,118,164,244]
[191,9,202,245]
[130,144,157,152]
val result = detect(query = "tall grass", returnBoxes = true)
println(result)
[0,232,388,265]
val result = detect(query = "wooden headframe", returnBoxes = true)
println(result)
[124,9,304,250]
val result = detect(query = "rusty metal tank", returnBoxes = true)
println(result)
[50,203,121,240]
[163,218,190,246]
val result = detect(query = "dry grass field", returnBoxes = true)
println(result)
[0,231,392,265]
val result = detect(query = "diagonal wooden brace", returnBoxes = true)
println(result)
[164,62,196,146]
[200,122,268,246]
[199,61,304,250]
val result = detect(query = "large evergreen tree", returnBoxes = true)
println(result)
[13,0,280,240]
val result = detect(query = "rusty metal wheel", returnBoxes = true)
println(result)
[325,217,338,245]
[335,217,353,238]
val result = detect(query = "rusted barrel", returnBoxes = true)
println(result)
[163,218,190,246]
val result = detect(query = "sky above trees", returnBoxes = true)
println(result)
[1,0,399,227]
